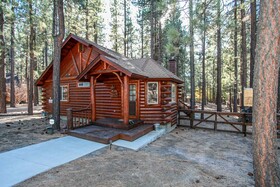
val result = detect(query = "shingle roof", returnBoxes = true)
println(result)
[71,34,183,83]
[37,34,184,85]
[130,58,183,82]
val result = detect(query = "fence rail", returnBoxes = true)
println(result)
[178,109,280,136]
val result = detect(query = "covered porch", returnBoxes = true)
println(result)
[77,55,146,127]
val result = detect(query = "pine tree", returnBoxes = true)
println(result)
[252,0,280,185]
[10,0,15,107]
[0,0,6,113]
[216,0,222,111]
[52,0,65,130]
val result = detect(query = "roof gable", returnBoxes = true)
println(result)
[36,34,183,86]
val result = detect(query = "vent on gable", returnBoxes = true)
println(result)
[79,43,85,53]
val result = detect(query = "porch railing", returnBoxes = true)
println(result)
[67,105,92,130]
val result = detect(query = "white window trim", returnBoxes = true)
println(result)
[60,85,68,102]
[171,83,177,103]
[147,82,159,105]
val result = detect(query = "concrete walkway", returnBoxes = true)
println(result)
[0,136,107,187]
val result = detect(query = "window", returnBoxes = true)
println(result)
[171,83,177,103]
[78,82,90,87]
[60,85,68,101]
[147,82,158,104]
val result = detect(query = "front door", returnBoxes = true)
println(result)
[129,84,137,117]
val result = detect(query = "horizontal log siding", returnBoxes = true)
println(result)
[41,79,91,117]
[139,80,164,124]
[95,77,122,119]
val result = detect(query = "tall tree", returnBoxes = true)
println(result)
[28,0,34,115]
[52,0,65,130]
[249,0,256,88]
[0,0,6,113]
[150,0,154,59]
[233,0,238,112]
[240,0,247,108]
[10,0,15,107]
[189,0,195,109]
[110,0,121,52]
[124,0,127,56]
[252,0,280,186]
[216,0,222,111]
[201,0,207,116]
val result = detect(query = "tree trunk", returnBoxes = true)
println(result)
[25,36,29,108]
[124,0,127,56]
[34,84,39,106]
[278,69,280,113]
[28,0,34,115]
[250,0,256,88]
[93,20,97,43]
[240,0,247,108]
[85,0,89,40]
[10,0,15,107]
[233,0,238,112]
[201,0,206,118]
[140,9,144,58]
[150,0,154,59]
[189,0,195,109]
[0,1,6,113]
[52,0,65,130]
[252,1,280,186]
[44,30,48,68]
[216,0,222,111]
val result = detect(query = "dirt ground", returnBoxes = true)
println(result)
[16,127,258,187]
[0,114,63,153]
[2,104,279,186]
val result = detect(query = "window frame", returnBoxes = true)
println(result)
[171,83,177,103]
[60,85,69,102]
[146,82,159,105]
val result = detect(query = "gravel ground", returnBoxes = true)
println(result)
[0,114,63,153]
[2,104,279,187]
[16,127,261,187]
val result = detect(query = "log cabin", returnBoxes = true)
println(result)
[36,34,184,132]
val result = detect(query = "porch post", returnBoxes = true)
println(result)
[123,75,129,125]
[90,76,96,121]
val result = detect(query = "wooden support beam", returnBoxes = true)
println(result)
[70,50,80,74]
[123,75,129,125]
[112,72,123,85]
[86,47,93,66]
[90,76,96,122]
[79,52,82,72]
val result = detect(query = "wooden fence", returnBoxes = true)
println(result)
[178,109,280,136]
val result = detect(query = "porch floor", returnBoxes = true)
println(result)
[92,118,144,130]
[67,124,154,144]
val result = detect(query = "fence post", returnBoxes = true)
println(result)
[67,108,73,130]
[214,112,217,131]
[190,110,194,128]
[177,110,180,126]
[242,113,247,137]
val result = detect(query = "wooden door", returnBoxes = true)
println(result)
[129,84,137,117]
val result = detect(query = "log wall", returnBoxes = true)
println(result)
[95,77,122,119]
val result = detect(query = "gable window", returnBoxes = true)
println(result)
[60,85,68,101]
[147,82,158,104]
[78,82,90,87]
[171,83,177,103]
